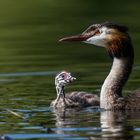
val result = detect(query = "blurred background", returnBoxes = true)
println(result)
[0,0,139,138]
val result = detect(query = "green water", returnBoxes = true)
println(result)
[0,0,139,139]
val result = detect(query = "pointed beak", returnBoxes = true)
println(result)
[66,76,76,83]
[59,34,91,42]
[71,77,76,81]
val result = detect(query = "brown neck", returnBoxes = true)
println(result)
[100,39,134,110]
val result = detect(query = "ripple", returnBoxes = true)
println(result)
[0,71,58,77]
[53,127,100,132]
[134,128,140,131]
[7,133,78,139]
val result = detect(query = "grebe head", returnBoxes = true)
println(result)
[60,22,133,58]
[55,71,76,88]
[60,22,128,48]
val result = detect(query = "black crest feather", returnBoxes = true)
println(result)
[101,21,128,32]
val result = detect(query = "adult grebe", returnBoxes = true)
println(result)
[60,22,140,110]
[51,71,100,108]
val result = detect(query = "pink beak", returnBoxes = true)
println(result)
[59,34,91,42]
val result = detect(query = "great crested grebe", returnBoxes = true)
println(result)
[60,22,140,110]
[51,71,100,108]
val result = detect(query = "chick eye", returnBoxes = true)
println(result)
[94,30,101,36]
[61,75,65,78]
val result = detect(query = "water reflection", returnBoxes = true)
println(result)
[0,71,57,77]
[52,107,100,136]
[0,136,13,140]
[53,108,82,134]
[101,111,133,140]
[52,107,140,140]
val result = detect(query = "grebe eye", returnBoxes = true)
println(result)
[94,30,101,36]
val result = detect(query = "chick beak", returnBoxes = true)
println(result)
[70,76,76,82]
[66,76,76,83]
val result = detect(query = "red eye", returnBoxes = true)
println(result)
[94,30,101,36]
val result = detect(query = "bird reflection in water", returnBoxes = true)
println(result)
[52,108,140,140]
[100,110,134,140]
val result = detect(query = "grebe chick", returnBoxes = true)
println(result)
[60,22,140,110]
[50,71,100,109]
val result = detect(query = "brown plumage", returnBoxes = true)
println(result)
[60,21,140,110]
[51,91,100,109]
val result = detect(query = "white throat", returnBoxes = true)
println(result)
[84,27,108,47]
